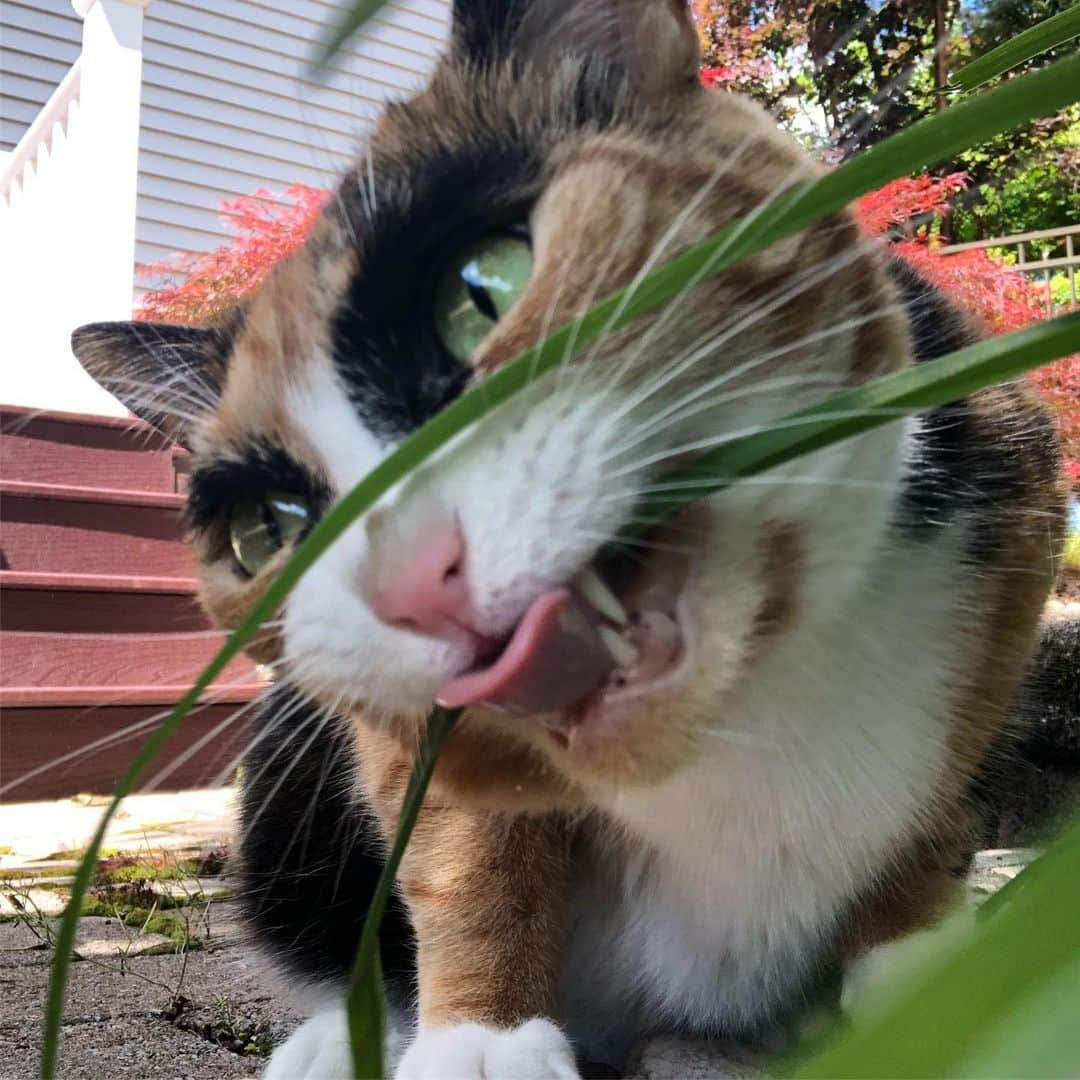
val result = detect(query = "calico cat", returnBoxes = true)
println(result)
[71,0,1066,1076]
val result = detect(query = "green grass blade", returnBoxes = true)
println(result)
[630,311,1080,531]
[40,47,1080,1077]
[312,0,394,69]
[783,815,1080,1077]
[951,3,1080,92]
[346,707,460,1079]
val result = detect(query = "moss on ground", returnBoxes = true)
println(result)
[79,895,204,951]
[1,867,76,881]
[1065,532,1080,571]
[102,857,200,883]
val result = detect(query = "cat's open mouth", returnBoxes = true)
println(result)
[436,518,695,721]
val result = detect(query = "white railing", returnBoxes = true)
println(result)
[0,59,83,211]
[0,0,150,417]
[939,224,1080,314]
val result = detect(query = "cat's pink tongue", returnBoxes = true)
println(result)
[436,589,614,715]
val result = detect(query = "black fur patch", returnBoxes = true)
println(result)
[890,260,1060,561]
[239,684,416,993]
[186,442,331,564]
[327,44,640,442]
[450,0,533,63]
[328,136,542,441]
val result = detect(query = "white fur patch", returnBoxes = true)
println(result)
[278,368,648,715]
[286,357,387,494]
[264,1005,353,1080]
[396,1019,579,1080]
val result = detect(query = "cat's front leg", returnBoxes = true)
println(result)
[357,724,578,1080]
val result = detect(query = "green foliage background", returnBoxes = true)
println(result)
[693,0,1080,242]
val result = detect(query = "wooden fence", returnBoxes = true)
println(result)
[939,223,1080,313]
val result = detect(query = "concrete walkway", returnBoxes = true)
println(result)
[0,789,1036,1079]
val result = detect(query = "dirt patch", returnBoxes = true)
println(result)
[156,994,274,1059]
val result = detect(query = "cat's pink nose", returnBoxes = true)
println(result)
[369,518,473,640]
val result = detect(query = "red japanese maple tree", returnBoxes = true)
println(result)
[136,184,330,325]
[137,168,1077,485]
[851,174,1078,484]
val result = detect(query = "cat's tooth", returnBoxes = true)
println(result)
[599,626,638,669]
[575,567,628,626]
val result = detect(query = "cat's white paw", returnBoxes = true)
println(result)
[264,1006,353,1080]
[395,1018,579,1080]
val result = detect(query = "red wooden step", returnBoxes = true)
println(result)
[1,631,259,700]
[1,701,263,801]
[0,479,194,577]
[0,405,181,492]
[1,570,206,634]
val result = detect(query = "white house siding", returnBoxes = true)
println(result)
[1,0,450,416]
[134,0,452,278]
[0,1,82,152]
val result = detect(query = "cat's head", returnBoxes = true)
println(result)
[73,0,913,798]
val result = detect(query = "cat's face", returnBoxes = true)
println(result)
[74,0,913,797]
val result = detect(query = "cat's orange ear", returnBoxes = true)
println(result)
[451,0,701,98]
[70,321,227,445]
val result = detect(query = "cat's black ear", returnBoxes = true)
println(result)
[70,321,226,445]
[450,0,532,63]
[452,0,701,97]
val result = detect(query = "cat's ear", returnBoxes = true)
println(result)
[70,321,227,445]
[451,0,701,97]
[450,0,531,63]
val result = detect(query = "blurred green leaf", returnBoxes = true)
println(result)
[346,707,459,1079]
[632,311,1080,529]
[951,3,1080,91]
[312,0,393,70]
[783,815,1080,1077]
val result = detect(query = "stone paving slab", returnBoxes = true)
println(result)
[0,788,237,871]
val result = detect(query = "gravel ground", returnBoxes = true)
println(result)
[0,732,1067,1080]
[0,838,1032,1080]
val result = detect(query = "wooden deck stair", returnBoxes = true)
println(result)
[1,405,263,800]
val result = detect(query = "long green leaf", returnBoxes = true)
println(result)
[951,3,1080,91]
[630,311,1080,531]
[346,707,460,1079]
[312,0,394,69]
[40,46,1080,1078]
[783,815,1080,1077]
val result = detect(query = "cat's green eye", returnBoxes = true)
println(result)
[229,492,313,576]
[435,231,533,361]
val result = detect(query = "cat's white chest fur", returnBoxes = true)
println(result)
[560,534,967,1053]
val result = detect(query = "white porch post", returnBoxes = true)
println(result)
[73,0,149,328]
[0,0,149,415]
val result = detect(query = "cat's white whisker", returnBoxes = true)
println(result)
[602,303,906,460]
[592,163,813,404]
[598,231,872,437]
[238,703,340,844]
[568,135,754,395]
[142,693,268,794]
